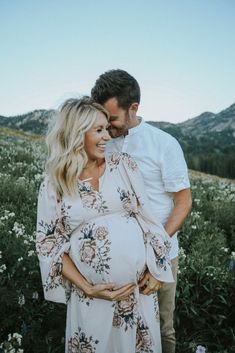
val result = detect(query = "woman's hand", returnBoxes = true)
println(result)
[84,282,136,301]
[62,253,136,301]
[138,270,163,295]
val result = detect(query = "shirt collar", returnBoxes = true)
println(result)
[128,116,145,136]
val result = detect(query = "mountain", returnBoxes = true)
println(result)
[148,103,235,137]
[180,103,235,137]
[0,103,235,178]
[0,109,55,135]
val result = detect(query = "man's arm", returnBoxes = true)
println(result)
[164,188,192,237]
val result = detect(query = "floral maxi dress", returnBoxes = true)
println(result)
[36,152,174,353]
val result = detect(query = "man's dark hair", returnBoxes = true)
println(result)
[91,69,140,110]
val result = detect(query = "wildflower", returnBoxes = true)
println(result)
[13,222,26,238]
[0,210,15,221]
[18,294,25,306]
[28,250,34,257]
[195,345,206,353]
[179,247,186,259]
[18,257,23,262]
[32,291,39,300]
[13,333,22,345]
[0,264,7,273]
[221,247,229,253]
[191,225,197,230]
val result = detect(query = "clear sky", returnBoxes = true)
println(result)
[1,0,235,123]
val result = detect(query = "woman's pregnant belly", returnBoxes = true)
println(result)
[69,213,146,287]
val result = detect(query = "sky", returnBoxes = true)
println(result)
[1,0,235,123]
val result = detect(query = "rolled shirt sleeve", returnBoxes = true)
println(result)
[161,137,190,193]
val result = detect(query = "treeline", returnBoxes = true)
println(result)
[154,125,235,179]
[185,153,235,179]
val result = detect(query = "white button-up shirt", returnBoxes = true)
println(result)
[106,117,190,259]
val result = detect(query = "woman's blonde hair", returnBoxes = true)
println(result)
[46,96,109,196]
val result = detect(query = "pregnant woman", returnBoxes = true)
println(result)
[36,97,174,353]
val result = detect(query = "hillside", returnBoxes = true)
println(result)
[0,109,54,135]
[0,103,235,178]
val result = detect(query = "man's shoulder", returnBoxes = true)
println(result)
[142,121,177,145]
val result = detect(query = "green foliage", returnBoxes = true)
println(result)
[175,176,235,353]
[0,134,234,353]
[0,136,65,353]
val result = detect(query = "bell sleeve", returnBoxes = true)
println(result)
[36,176,71,304]
[119,153,174,283]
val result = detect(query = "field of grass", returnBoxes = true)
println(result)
[0,130,234,353]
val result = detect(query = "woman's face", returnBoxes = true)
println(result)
[84,112,111,162]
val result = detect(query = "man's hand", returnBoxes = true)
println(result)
[138,270,163,295]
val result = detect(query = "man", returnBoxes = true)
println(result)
[91,69,192,353]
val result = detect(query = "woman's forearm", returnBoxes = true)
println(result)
[62,253,92,294]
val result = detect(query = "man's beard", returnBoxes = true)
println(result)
[108,113,130,138]
[108,126,128,138]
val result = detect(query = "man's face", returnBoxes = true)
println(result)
[103,97,130,138]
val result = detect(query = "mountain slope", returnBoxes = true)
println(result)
[0,103,235,178]
[0,109,54,135]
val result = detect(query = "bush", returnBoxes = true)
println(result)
[175,175,235,353]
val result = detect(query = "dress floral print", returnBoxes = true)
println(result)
[112,293,138,331]
[68,327,99,353]
[78,223,111,276]
[36,152,174,353]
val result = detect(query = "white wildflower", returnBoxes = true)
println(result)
[18,294,25,306]
[0,264,7,273]
[191,225,197,230]
[194,198,200,204]
[28,250,34,257]
[221,247,229,253]
[13,222,26,238]
[179,247,186,259]
[13,333,22,346]
[32,291,39,300]
[195,345,206,353]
